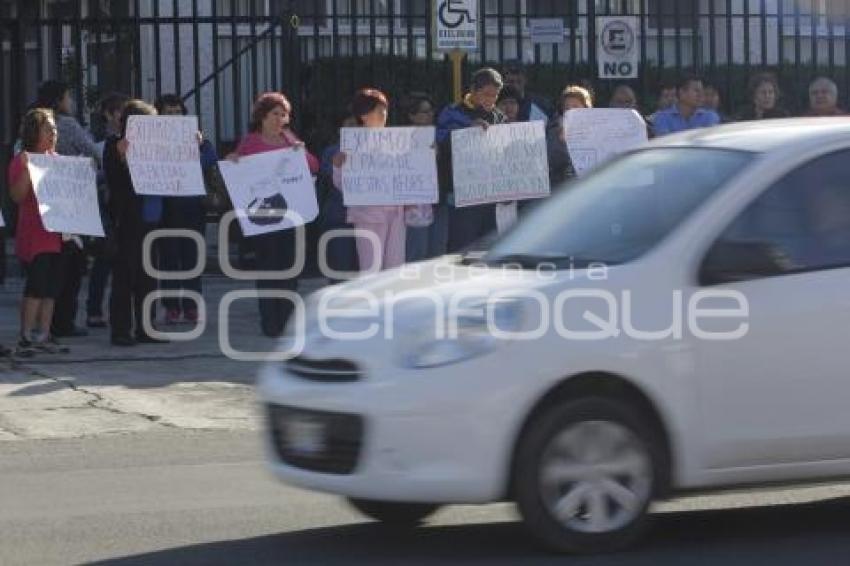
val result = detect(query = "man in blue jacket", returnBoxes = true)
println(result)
[436,67,507,252]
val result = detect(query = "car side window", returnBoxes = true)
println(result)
[708,150,850,278]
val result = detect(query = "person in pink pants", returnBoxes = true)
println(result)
[332,89,406,272]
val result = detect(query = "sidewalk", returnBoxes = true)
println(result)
[0,273,326,441]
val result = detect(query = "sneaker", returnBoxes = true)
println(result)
[165,309,181,325]
[15,337,36,358]
[184,308,199,323]
[33,337,70,355]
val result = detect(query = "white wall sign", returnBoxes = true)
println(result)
[529,18,565,44]
[597,16,639,79]
[435,0,479,51]
[27,153,104,237]
[218,148,318,237]
[340,127,438,206]
[565,108,648,176]
[452,122,550,207]
[125,115,206,197]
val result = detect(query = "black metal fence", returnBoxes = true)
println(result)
[1,0,850,157]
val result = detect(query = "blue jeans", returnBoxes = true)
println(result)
[86,256,111,317]
[160,197,205,313]
[405,204,449,262]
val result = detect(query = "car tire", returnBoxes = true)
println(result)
[347,498,440,526]
[514,396,665,554]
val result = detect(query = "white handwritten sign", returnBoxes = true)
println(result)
[125,115,206,197]
[340,127,438,206]
[218,148,318,237]
[565,108,648,176]
[451,121,550,207]
[27,153,104,237]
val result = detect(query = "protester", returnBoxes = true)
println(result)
[647,81,677,135]
[332,88,406,271]
[85,92,128,328]
[608,84,638,109]
[803,77,845,116]
[652,76,720,136]
[436,67,507,252]
[735,73,789,120]
[502,62,553,123]
[7,108,68,356]
[318,115,359,278]
[154,94,217,325]
[104,99,168,346]
[227,92,319,337]
[401,92,446,262]
[546,85,592,187]
[35,80,99,339]
[496,86,522,123]
[702,83,728,121]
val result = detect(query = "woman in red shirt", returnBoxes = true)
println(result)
[226,92,319,337]
[8,108,65,356]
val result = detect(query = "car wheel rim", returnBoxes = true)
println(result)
[538,420,652,534]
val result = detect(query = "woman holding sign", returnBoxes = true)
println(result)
[7,109,67,356]
[227,92,319,338]
[331,88,407,272]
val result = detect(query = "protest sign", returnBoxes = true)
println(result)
[27,153,104,237]
[125,115,206,197]
[451,121,550,207]
[564,108,648,176]
[340,127,438,206]
[218,148,318,237]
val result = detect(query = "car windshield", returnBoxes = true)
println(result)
[482,147,754,268]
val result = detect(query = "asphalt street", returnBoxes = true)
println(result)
[3,429,850,566]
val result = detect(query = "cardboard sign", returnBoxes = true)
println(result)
[564,108,648,176]
[451,122,550,207]
[27,153,104,237]
[125,115,206,196]
[218,148,318,237]
[340,127,438,206]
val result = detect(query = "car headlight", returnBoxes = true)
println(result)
[400,299,522,369]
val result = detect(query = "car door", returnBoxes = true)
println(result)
[692,149,850,472]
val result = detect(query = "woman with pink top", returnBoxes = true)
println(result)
[227,92,319,337]
[333,89,405,272]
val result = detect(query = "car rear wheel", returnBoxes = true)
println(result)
[515,397,663,554]
[347,498,440,526]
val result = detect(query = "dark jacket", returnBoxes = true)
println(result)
[518,93,554,123]
[104,135,144,235]
[435,96,507,204]
[546,116,575,188]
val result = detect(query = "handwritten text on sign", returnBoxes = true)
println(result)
[564,108,648,176]
[125,116,206,197]
[27,153,104,237]
[340,127,438,206]
[451,121,550,207]
[218,148,319,237]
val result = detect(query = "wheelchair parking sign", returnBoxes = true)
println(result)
[435,0,479,51]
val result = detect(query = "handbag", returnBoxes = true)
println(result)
[202,163,232,214]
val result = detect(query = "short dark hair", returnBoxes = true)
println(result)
[351,88,389,125]
[748,72,781,100]
[120,99,157,136]
[20,108,55,152]
[677,75,703,92]
[99,92,129,116]
[35,80,70,113]
[502,61,526,77]
[154,93,187,115]
[470,67,504,92]
[498,85,522,104]
[401,91,435,123]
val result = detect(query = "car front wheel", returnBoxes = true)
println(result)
[514,397,663,553]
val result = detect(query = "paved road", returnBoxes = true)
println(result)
[3,429,850,566]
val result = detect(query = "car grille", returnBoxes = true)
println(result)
[285,356,362,382]
[268,404,364,475]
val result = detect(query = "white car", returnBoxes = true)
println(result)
[258,119,850,553]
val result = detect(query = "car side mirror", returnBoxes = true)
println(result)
[699,240,792,285]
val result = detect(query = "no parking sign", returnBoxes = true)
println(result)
[598,17,639,79]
